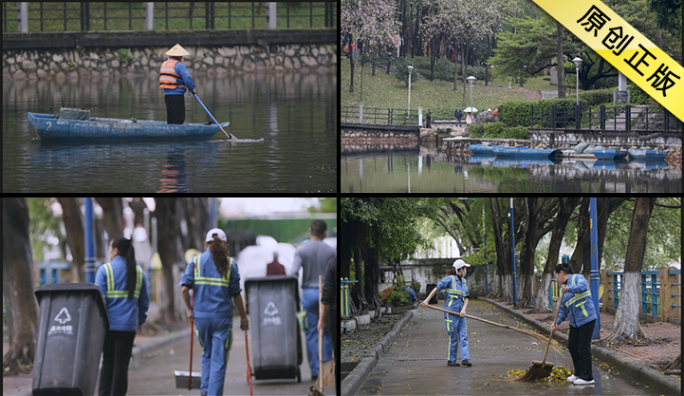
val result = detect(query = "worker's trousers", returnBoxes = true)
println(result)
[568,319,595,381]
[445,312,470,362]
[194,317,233,396]
[301,288,333,376]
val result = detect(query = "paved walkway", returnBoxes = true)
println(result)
[356,299,671,395]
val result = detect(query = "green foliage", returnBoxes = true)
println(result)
[628,82,653,105]
[67,61,77,69]
[394,57,418,87]
[27,198,66,263]
[498,101,532,127]
[388,275,409,306]
[469,122,529,139]
[118,48,133,63]
[432,58,455,82]
[578,89,613,106]
[308,198,337,213]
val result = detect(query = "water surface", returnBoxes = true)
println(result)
[3,72,337,193]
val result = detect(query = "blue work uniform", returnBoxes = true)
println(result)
[436,275,470,363]
[95,256,150,331]
[180,250,241,396]
[556,274,597,328]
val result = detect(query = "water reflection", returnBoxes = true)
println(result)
[341,145,681,193]
[3,72,337,193]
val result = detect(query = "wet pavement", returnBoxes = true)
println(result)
[355,299,664,395]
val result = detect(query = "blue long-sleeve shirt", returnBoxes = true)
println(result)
[556,274,597,328]
[163,57,196,95]
[179,250,241,319]
[95,256,150,332]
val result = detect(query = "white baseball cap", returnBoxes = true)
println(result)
[453,259,471,270]
[205,228,227,242]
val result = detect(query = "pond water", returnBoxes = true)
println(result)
[3,72,337,193]
[341,146,681,193]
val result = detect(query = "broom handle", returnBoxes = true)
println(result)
[426,304,533,333]
[189,289,194,390]
[542,291,564,364]
[318,275,324,393]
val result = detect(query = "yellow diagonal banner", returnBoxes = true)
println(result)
[532,0,684,122]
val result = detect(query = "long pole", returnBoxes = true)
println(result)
[84,198,95,283]
[575,65,580,106]
[408,72,412,112]
[590,198,601,339]
[470,83,474,110]
[510,198,517,307]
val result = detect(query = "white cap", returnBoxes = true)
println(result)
[452,259,471,271]
[205,228,227,242]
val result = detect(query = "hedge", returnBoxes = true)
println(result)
[468,122,529,139]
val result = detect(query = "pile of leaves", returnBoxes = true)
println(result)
[506,365,574,382]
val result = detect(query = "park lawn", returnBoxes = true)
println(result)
[341,59,546,117]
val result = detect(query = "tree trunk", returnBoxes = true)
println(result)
[3,198,39,374]
[128,198,149,229]
[568,198,590,274]
[429,38,436,81]
[453,50,459,91]
[364,244,382,311]
[155,198,184,324]
[95,197,124,240]
[557,21,566,98]
[349,37,355,93]
[607,197,657,342]
[489,198,512,301]
[461,40,469,107]
[181,198,209,251]
[534,197,580,312]
[57,198,86,282]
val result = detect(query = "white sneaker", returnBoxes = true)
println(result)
[573,378,595,385]
[566,374,577,382]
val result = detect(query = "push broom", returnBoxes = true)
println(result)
[423,304,555,346]
[516,291,564,381]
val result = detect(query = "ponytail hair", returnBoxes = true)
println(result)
[112,236,137,299]
[208,234,230,278]
[554,263,574,275]
[447,267,457,276]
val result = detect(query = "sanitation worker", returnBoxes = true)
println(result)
[180,228,249,396]
[551,263,597,386]
[96,236,150,396]
[420,259,472,367]
[160,43,196,124]
[288,220,335,381]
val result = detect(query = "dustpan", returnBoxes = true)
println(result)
[173,371,201,389]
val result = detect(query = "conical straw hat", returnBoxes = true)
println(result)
[165,43,190,57]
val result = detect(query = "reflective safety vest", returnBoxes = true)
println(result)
[159,58,187,90]
[444,275,468,310]
[103,262,143,298]
[193,255,233,287]
[565,275,593,318]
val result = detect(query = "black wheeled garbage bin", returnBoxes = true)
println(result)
[245,275,301,382]
[426,284,439,304]
[32,283,109,396]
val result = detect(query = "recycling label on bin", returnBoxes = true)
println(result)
[262,301,282,326]
[48,307,74,335]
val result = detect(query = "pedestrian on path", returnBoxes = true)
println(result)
[318,253,338,394]
[288,220,336,381]
[551,263,597,386]
[160,43,196,124]
[180,228,249,396]
[420,259,472,367]
[96,236,150,396]
[426,109,433,128]
[455,107,463,127]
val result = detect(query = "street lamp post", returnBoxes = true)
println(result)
[573,57,583,106]
[407,65,414,112]
[467,76,476,110]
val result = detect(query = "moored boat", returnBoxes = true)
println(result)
[492,145,560,159]
[469,143,497,155]
[28,112,229,141]
[628,148,667,161]
[594,148,628,160]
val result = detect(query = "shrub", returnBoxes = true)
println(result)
[579,89,613,105]
[433,58,455,81]
[498,101,532,127]
[628,82,652,105]
[468,123,486,137]
[468,122,529,139]
[388,275,409,307]
[394,57,418,86]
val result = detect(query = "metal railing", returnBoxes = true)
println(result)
[341,277,358,318]
[530,104,682,133]
[607,271,623,309]
[3,2,336,33]
[342,106,420,126]
[641,270,660,315]
[669,269,681,314]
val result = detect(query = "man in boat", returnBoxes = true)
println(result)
[160,43,196,124]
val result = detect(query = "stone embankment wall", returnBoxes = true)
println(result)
[3,43,337,80]
[341,130,419,144]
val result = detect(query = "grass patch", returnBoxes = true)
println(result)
[342,58,544,116]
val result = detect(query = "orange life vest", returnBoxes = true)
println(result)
[159,58,187,90]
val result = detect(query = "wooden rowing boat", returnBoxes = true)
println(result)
[28,112,229,141]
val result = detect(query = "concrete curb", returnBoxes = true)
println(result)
[341,310,416,396]
[483,298,681,396]
[131,327,191,362]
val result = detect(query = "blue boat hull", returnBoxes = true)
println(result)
[28,112,229,141]
[469,144,497,155]
[594,149,627,160]
[492,146,560,159]
[628,149,667,161]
